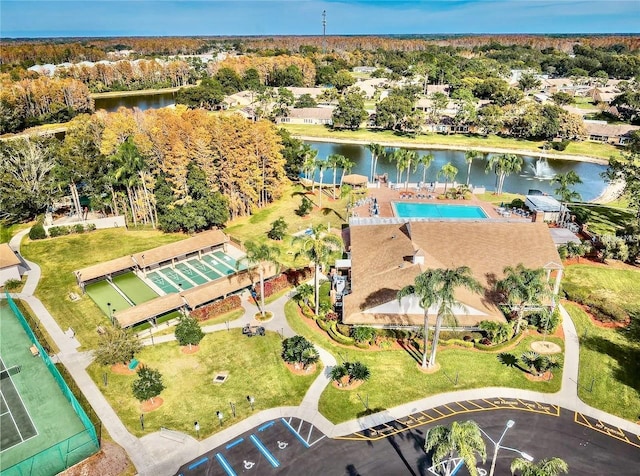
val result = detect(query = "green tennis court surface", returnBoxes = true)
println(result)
[85,280,132,316]
[175,263,208,285]
[112,272,159,304]
[159,268,194,290]
[1,358,37,451]
[187,259,222,280]
[0,301,88,472]
[147,271,179,294]
[203,254,234,276]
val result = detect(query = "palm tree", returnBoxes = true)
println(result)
[427,267,482,368]
[294,224,343,316]
[346,361,371,384]
[327,154,343,200]
[367,143,386,182]
[389,148,405,185]
[464,150,482,186]
[294,283,314,308]
[339,156,355,187]
[315,159,329,209]
[241,241,281,317]
[439,162,459,194]
[398,271,442,368]
[301,146,318,184]
[551,171,582,225]
[419,152,435,186]
[511,457,568,476]
[485,154,523,195]
[403,150,418,191]
[496,264,550,335]
[425,420,487,476]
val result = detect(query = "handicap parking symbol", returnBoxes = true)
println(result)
[243,460,255,470]
[277,440,288,450]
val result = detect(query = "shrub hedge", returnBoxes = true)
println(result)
[190,295,242,321]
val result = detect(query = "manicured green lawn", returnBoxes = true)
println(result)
[284,301,563,424]
[87,329,319,438]
[564,302,640,421]
[475,192,525,205]
[0,221,33,243]
[21,229,186,349]
[563,265,640,315]
[568,204,636,236]
[280,124,621,161]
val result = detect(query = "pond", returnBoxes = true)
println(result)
[93,91,176,112]
[305,141,608,202]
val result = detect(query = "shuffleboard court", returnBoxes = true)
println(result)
[213,251,245,270]
[112,272,159,304]
[175,263,208,285]
[147,271,179,294]
[187,259,222,280]
[159,268,194,290]
[202,255,234,276]
[85,280,132,316]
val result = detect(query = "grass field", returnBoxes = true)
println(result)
[563,264,640,315]
[284,300,563,424]
[87,329,319,438]
[568,203,636,236]
[280,124,621,161]
[0,222,32,244]
[21,229,186,349]
[564,302,640,421]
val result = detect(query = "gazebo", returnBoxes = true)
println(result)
[341,174,368,187]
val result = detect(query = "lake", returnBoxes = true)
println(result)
[93,91,176,112]
[305,141,608,202]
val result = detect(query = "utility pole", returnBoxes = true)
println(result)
[322,10,327,54]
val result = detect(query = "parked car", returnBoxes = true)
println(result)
[242,324,265,337]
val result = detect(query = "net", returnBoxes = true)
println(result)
[0,365,22,380]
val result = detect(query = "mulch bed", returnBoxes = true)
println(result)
[562,299,630,329]
[181,345,200,354]
[285,362,317,375]
[331,378,364,391]
[524,370,554,382]
[141,397,164,412]
[60,441,130,476]
[110,363,136,375]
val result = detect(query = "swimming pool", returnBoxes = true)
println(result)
[392,202,488,219]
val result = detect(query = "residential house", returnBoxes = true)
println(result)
[276,107,334,125]
[583,120,640,145]
[0,244,22,286]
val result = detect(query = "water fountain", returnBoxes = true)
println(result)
[528,158,555,180]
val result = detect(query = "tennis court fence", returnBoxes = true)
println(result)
[3,293,101,476]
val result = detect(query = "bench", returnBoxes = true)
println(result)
[29,345,39,357]
[128,358,140,370]
[96,326,107,335]
[68,292,80,302]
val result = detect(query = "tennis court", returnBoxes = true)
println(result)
[159,268,194,290]
[187,259,223,280]
[0,300,92,473]
[85,280,132,317]
[112,272,159,304]
[175,262,208,285]
[1,357,37,451]
[147,271,179,294]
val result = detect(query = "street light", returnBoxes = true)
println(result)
[480,420,533,476]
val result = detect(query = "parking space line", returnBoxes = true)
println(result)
[188,457,208,470]
[309,435,327,446]
[574,412,640,449]
[215,453,237,476]
[258,421,275,432]
[249,434,280,467]
[280,418,310,448]
[226,437,244,449]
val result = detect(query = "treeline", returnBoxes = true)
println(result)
[207,55,316,87]
[0,108,294,230]
[0,75,93,133]
[59,59,195,92]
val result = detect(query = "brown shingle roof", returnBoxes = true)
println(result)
[114,294,185,328]
[343,221,562,326]
[288,107,334,120]
[131,229,228,267]
[76,256,135,282]
[0,244,20,269]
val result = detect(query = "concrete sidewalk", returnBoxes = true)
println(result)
[5,229,639,476]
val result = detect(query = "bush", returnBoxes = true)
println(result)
[550,139,570,151]
[73,224,85,234]
[86,223,97,231]
[561,283,590,304]
[350,326,375,343]
[295,196,313,216]
[48,226,72,237]
[440,339,474,348]
[328,322,355,345]
[254,274,290,300]
[527,308,561,333]
[190,295,242,321]
[29,223,46,240]
[510,198,525,208]
[267,217,288,240]
[585,296,628,323]
[336,323,351,337]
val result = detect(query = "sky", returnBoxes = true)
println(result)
[1,0,639,38]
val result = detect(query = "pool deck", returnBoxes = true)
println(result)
[351,182,521,220]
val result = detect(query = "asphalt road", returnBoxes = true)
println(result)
[175,402,640,476]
